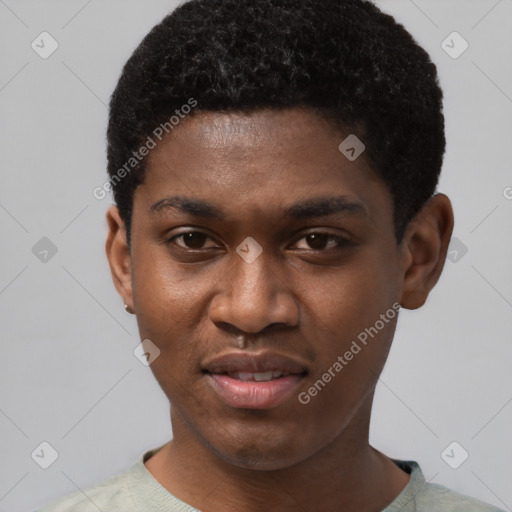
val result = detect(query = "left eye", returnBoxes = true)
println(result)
[292,233,349,250]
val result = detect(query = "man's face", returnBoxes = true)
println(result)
[127,108,405,470]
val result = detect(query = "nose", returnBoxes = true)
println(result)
[209,248,299,334]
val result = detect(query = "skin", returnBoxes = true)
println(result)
[106,108,454,512]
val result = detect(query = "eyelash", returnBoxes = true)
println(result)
[166,230,351,252]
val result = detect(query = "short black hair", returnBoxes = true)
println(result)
[107,0,445,245]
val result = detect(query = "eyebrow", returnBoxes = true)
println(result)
[150,196,224,219]
[284,196,367,219]
[149,195,367,220]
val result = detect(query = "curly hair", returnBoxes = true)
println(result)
[107,0,445,245]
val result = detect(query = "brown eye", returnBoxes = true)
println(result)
[171,231,213,249]
[182,232,207,248]
[293,233,348,251]
[305,233,329,250]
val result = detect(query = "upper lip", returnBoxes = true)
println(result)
[203,351,309,375]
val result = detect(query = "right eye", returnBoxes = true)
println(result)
[167,231,220,250]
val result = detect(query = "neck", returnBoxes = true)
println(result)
[145,396,410,512]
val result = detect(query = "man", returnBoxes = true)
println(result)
[38,0,505,510]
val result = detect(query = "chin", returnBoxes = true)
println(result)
[205,425,314,471]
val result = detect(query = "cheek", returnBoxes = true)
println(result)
[131,244,213,331]
[130,253,205,378]
[300,254,399,401]
[309,257,397,340]
[297,318,397,440]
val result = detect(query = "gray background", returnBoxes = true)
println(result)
[1,1,511,511]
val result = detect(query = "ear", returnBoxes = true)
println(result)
[399,193,454,310]
[105,206,134,312]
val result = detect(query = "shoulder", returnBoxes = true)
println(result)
[415,482,506,512]
[34,444,176,512]
[35,466,135,512]
[387,460,506,512]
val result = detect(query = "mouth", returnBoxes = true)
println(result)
[220,370,295,382]
[202,351,308,409]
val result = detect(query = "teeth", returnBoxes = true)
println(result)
[254,371,277,381]
[237,372,258,381]
[231,371,287,381]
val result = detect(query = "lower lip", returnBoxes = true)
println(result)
[207,373,304,409]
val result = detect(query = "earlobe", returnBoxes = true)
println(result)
[400,193,454,310]
[105,206,134,311]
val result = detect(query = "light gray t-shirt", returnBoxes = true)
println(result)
[36,446,505,512]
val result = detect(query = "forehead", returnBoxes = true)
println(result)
[136,108,392,226]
